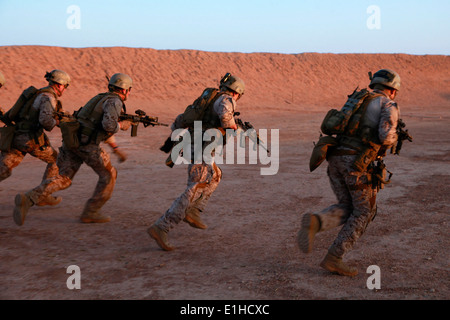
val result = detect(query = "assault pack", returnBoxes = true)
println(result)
[3,86,59,126]
[320,87,382,137]
[310,87,383,172]
[0,86,59,152]
[179,87,224,129]
[159,87,226,167]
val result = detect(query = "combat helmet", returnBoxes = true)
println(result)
[220,73,245,96]
[369,69,401,91]
[0,71,6,87]
[108,73,133,90]
[45,70,71,87]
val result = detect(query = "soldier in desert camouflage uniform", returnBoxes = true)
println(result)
[1,70,70,207]
[148,74,245,251]
[297,69,402,276]
[13,73,133,226]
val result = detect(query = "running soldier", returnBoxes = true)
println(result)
[297,69,402,276]
[13,73,134,225]
[148,73,245,251]
[1,70,70,207]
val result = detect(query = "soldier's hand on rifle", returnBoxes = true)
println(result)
[119,120,133,131]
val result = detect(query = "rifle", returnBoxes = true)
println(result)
[371,158,392,191]
[119,109,169,137]
[54,110,76,122]
[391,118,413,155]
[234,112,270,153]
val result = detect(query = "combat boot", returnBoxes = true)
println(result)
[319,252,358,277]
[36,195,62,207]
[80,210,111,223]
[147,224,174,251]
[297,213,320,253]
[13,193,33,226]
[183,208,207,229]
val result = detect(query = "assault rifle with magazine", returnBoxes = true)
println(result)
[391,118,413,155]
[119,109,169,137]
[234,112,270,153]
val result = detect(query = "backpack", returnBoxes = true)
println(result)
[320,87,377,136]
[180,88,223,128]
[3,86,57,126]
[310,87,383,172]
[3,86,39,124]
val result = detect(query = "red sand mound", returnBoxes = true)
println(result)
[1,46,449,117]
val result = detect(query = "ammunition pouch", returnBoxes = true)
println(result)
[0,125,16,152]
[337,135,382,172]
[77,119,111,146]
[60,120,81,149]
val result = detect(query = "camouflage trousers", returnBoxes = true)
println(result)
[27,143,117,215]
[155,162,222,232]
[0,132,58,183]
[315,154,378,258]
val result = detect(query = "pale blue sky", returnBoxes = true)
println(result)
[0,0,449,54]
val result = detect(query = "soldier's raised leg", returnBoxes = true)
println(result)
[149,163,220,250]
[79,146,117,223]
[13,146,81,226]
[0,149,25,182]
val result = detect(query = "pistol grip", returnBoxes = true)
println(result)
[131,124,138,137]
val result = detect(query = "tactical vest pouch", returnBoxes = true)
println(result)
[320,109,346,135]
[352,142,381,172]
[345,112,363,136]
[309,135,338,172]
[60,120,80,149]
[0,126,16,152]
